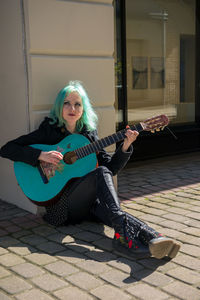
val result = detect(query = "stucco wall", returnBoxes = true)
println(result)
[0,0,115,213]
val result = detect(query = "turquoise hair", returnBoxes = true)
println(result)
[49,81,98,132]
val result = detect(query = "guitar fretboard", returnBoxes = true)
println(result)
[74,123,144,159]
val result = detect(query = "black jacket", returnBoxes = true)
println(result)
[0,117,133,176]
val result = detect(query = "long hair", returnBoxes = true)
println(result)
[49,81,98,132]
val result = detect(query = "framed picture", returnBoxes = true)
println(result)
[150,57,165,89]
[132,56,148,89]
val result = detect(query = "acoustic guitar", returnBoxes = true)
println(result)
[14,114,169,205]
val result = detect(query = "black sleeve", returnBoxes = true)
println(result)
[0,119,53,166]
[89,130,133,176]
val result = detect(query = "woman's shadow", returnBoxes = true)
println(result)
[0,219,170,285]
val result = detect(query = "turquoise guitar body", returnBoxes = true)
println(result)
[13,114,169,206]
[14,134,97,205]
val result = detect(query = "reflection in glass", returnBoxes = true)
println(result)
[150,57,165,89]
[132,56,148,89]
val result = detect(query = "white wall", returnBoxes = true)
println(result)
[0,0,115,213]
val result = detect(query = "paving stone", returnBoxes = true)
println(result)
[134,269,174,286]
[53,286,93,300]
[0,253,25,267]
[166,266,200,285]
[86,248,117,262]
[75,221,105,234]
[161,228,182,239]
[36,241,66,254]
[139,214,164,224]
[57,224,83,235]
[77,259,112,274]
[159,220,188,230]
[47,232,74,244]
[8,243,36,256]
[184,218,200,228]
[162,281,200,300]
[19,221,39,229]
[0,291,12,300]
[32,225,58,236]
[15,289,55,300]
[20,234,47,246]
[57,249,88,264]
[0,229,8,236]
[31,274,68,292]
[67,271,103,290]
[108,257,144,274]
[65,239,95,253]
[0,236,19,247]
[100,269,136,287]
[162,213,190,223]
[180,243,200,257]
[178,234,200,246]
[44,261,79,276]
[0,275,32,294]
[91,284,132,300]
[126,283,169,300]
[181,227,200,237]
[11,262,45,278]
[186,212,200,220]
[0,266,10,278]
[142,208,167,216]
[73,231,102,242]
[12,230,32,238]
[92,237,113,251]
[25,252,57,265]
[173,254,200,270]
[0,247,8,255]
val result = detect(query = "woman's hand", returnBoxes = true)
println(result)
[122,129,139,152]
[38,151,63,166]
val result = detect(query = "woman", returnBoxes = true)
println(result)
[0,81,180,259]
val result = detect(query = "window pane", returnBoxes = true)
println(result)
[125,0,196,125]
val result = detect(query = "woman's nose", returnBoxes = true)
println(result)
[70,104,75,111]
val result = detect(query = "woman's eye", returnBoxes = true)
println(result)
[75,103,81,107]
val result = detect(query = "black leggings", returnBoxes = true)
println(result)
[44,166,158,243]
[44,166,122,227]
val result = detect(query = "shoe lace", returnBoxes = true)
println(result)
[122,215,140,249]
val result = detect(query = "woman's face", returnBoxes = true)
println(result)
[62,92,83,128]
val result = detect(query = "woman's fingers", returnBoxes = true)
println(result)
[39,151,63,165]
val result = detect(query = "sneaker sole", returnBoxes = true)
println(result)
[149,238,181,259]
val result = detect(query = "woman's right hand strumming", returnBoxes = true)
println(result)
[38,151,63,166]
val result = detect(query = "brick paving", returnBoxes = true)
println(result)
[0,152,200,299]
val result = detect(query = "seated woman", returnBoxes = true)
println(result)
[0,80,181,260]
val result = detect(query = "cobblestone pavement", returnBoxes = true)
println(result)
[0,152,200,300]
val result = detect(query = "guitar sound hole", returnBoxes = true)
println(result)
[63,151,77,165]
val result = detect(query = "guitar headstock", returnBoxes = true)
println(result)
[141,114,169,132]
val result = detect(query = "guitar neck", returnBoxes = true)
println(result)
[75,122,144,159]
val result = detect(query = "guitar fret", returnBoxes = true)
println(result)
[79,147,85,158]
[114,132,122,142]
[98,139,105,149]
[84,146,91,156]
[74,149,81,159]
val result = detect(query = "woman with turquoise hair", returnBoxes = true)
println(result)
[0,81,180,260]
